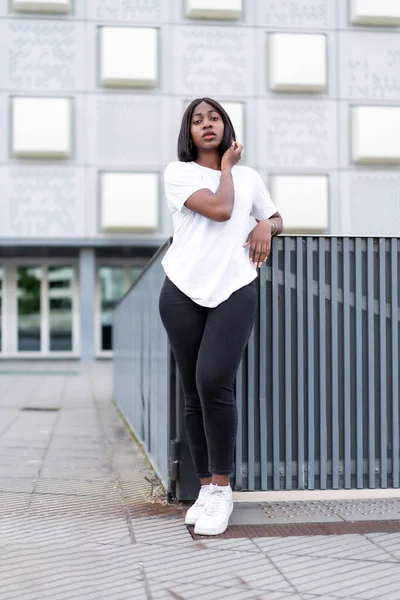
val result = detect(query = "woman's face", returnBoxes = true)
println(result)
[190,101,225,151]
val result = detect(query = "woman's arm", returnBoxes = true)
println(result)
[184,142,243,222]
[184,170,234,222]
[244,211,283,267]
[255,212,283,235]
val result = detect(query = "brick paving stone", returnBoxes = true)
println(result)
[2,362,400,600]
[252,533,397,562]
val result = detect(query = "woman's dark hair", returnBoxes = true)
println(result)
[177,97,236,162]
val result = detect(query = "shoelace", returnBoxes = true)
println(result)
[203,489,225,516]
[193,486,209,507]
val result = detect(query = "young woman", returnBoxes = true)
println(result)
[159,97,283,536]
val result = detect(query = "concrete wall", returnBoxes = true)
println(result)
[0,0,399,239]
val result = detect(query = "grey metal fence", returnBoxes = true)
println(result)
[113,236,400,500]
[113,241,172,489]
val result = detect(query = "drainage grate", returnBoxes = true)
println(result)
[188,520,400,540]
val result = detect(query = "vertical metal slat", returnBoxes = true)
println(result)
[284,238,292,490]
[343,238,351,488]
[379,239,388,487]
[331,238,339,488]
[235,362,243,490]
[297,237,305,489]
[307,238,315,489]
[391,239,399,488]
[247,328,255,490]
[259,263,268,490]
[367,238,376,488]
[319,237,327,489]
[355,238,364,488]
[272,242,280,489]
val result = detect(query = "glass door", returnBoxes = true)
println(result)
[48,266,74,352]
[17,266,42,352]
[99,266,126,352]
[6,261,79,357]
[96,263,145,355]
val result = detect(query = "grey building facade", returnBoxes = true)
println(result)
[0,0,399,361]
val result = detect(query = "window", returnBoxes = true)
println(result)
[48,266,73,351]
[17,266,42,352]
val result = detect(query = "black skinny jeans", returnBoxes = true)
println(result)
[159,276,257,477]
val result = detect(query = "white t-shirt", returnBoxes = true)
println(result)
[161,161,277,308]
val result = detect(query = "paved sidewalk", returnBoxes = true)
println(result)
[2,362,400,600]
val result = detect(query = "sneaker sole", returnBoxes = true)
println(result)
[193,503,233,536]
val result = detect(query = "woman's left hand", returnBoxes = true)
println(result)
[243,221,272,268]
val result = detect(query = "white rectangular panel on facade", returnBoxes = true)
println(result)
[13,0,70,12]
[352,106,400,164]
[100,27,158,88]
[270,175,328,232]
[101,172,159,232]
[269,34,327,93]
[220,102,244,145]
[350,0,400,25]
[185,0,242,20]
[12,97,71,159]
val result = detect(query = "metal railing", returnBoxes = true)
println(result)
[113,240,172,489]
[113,236,400,500]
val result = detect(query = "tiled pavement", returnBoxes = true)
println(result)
[2,363,400,600]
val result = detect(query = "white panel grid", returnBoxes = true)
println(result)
[351,105,400,164]
[269,33,327,93]
[100,26,158,88]
[12,97,72,159]
[100,172,159,232]
[350,0,400,26]
[270,175,329,232]
[12,0,70,13]
[185,0,242,20]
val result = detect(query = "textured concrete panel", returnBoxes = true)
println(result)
[0,166,85,237]
[86,0,169,23]
[339,31,400,100]
[255,0,336,29]
[172,25,255,96]
[259,99,337,169]
[86,95,167,167]
[5,19,85,91]
[340,172,400,235]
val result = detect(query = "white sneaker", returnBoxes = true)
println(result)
[185,485,210,525]
[194,484,233,536]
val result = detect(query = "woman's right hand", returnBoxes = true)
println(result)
[221,141,243,171]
